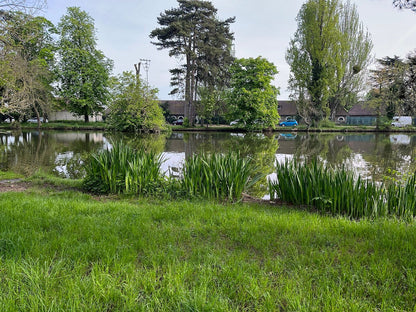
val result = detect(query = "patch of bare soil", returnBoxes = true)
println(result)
[0,179,30,193]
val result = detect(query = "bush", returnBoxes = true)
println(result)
[317,119,336,128]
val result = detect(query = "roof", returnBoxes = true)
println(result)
[159,100,186,115]
[278,100,297,116]
[335,106,348,116]
[348,103,378,116]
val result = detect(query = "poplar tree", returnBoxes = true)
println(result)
[150,0,234,125]
[286,0,372,125]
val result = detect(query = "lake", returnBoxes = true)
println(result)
[1,130,415,197]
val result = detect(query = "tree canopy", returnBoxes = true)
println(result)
[56,7,113,122]
[107,72,165,132]
[227,57,280,129]
[286,0,372,125]
[150,0,235,125]
[0,10,56,125]
[368,54,416,118]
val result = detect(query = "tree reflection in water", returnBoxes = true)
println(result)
[1,130,415,195]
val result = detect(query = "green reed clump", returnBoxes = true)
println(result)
[385,173,416,218]
[181,152,260,202]
[269,160,387,219]
[83,141,164,195]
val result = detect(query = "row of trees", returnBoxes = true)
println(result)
[0,3,113,127]
[1,0,413,131]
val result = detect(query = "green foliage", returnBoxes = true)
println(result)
[196,86,228,125]
[82,145,260,201]
[181,152,261,202]
[1,191,416,310]
[269,160,416,219]
[368,54,416,117]
[150,0,235,125]
[317,119,336,128]
[0,11,56,123]
[82,141,164,195]
[56,7,113,122]
[182,117,190,127]
[286,0,373,124]
[107,72,165,132]
[227,57,280,128]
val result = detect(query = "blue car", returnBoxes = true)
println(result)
[279,119,298,127]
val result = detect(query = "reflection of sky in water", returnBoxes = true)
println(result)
[54,152,74,177]
[161,152,185,177]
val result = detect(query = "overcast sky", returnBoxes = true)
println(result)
[43,0,416,100]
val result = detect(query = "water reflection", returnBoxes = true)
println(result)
[0,130,415,196]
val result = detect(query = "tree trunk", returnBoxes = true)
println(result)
[84,114,89,123]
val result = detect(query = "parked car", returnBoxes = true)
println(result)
[279,119,298,127]
[27,117,47,123]
[391,116,412,127]
[173,118,184,125]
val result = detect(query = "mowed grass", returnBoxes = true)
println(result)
[1,190,416,311]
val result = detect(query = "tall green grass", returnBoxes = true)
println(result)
[269,160,416,219]
[181,153,260,202]
[82,145,259,201]
[83,141,164,195]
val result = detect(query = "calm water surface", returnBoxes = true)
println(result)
[1,130,415,196]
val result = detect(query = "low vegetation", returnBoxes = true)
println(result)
[269,160,416,219]
[0,189,416,311]
[83,141,164,195]
[181,152,260,201]
[83,144,260,202]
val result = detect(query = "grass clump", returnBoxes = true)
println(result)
[82,144,259,201]
[181,152,260,202]
[82,141,164,195]
[269,160,416,219]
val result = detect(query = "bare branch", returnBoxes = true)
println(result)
[393,0,416,12]
[0,0,47,14]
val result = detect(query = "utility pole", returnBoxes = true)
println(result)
[134,62,141,78]
[140,58,151,84]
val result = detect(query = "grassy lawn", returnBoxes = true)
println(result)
[1,188,416,311]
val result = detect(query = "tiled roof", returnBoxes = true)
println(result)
[348,102,378,116]
[278,100,297,116]
[159,100,186,115]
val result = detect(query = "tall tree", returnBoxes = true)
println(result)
[328,1,373,119]
[150,0,234,125]
[368,56,407,119]
[286,0,372,125]
[0,11,56,126]
[393,0,416,11]
[56,7,112,122]
[405,52,416,115]
[227,57,280,129]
